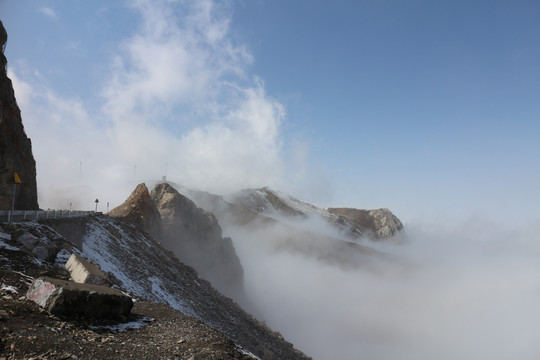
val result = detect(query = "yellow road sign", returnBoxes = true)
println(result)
[14,172,22,184]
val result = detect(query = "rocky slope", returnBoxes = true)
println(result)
[109,183,244,300]
[0,20,38,210]
[0,216,309,359]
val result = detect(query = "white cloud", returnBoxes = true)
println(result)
[39,7,57,20]
[11,0,294,209]
[7,70,33,109]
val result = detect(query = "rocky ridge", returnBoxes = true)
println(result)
[0,20,38,210]
[176,185,402,271]
[224,187,403,240]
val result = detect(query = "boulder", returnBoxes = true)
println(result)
[26,277,133,319]
[16,232,58,262]
[0,20,39,210]
[65,254,110,286]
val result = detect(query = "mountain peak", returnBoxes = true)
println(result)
[108,183,162,237]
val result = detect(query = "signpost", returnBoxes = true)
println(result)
[9,172,22,223]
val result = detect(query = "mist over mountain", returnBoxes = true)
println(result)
[2,3,540,359]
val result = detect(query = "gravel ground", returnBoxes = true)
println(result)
[0,250,257,360]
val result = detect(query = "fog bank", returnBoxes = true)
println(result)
[227,218,540,360]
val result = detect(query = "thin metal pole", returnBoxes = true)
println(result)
[9,183,16,223]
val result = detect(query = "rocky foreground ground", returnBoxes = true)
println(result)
[0,249,259,360]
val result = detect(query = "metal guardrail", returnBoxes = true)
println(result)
[0,210,96,223]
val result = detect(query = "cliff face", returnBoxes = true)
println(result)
[0,21,38,210]
[151,183,244,299]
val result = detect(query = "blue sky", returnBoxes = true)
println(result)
[1,0,539,224]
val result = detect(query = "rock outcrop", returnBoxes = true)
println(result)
[150,183,244,299]
[328,207,403,239]
[0,20,38,210]
[108,183,162,238]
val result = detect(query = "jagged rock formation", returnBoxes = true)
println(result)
[150,183,244,299]
[0,20,38,210]
[108,183,162,238]
[328,208,404,239]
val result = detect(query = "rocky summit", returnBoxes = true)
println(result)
[107,183,162,238]
[0,20,38,210]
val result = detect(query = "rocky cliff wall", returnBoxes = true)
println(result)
[151,183,244,299]
[0,21,38,210]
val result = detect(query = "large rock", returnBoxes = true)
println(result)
[108,183,162,238]
[150,183,244,298]
[26,277,133,319]
[0,21,38,210]
[65,254,110,286]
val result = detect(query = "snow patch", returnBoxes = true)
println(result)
[236,345,262,359]
[54,248,72,267]
[89,316,154,332]
[1,284,19,294]
[0,239,19,251]
[148,276,189,314]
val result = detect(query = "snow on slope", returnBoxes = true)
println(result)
[76,215,307,360]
